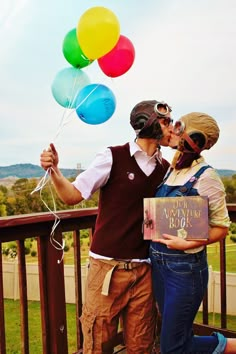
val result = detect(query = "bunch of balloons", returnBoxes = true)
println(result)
[51,6,135,125]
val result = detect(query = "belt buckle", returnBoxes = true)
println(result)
[124,261,131,270]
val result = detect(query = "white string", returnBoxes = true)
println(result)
[52,70,86,142]
[51,84,100,144]
[31,82,101,263]
[33,82,101,195]
[31,168,64,263]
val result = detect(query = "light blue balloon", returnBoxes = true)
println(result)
[51,67,90,108]
[75,84,116,125]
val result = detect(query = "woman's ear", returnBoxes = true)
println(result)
[185,132,206,151]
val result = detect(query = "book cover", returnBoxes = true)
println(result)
[143,196,209,241]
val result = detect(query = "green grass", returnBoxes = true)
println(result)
[206,236,236,273]
[62,235,236,271]
[3,235,236,271]
[28,235,236,271]
[2,236,236,352]
[195,312,236,331]
[4,299,77,354]
[4,299,236,353]
[3,236,236,352]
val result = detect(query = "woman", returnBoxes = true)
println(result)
[149,112,235,353]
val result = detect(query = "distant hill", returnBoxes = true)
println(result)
[217,169,236,177]
[0,163,235,181]
[0,163,80,179]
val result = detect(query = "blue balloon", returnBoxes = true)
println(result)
[75,84,116,125]
[51,67,90,108]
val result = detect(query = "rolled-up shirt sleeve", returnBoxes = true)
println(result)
[198,169,231,228]
[72,148,112,200]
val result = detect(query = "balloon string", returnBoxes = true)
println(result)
[31,84,100,195]
[52,70,87,143]
[74,83,100,111]
[31,168,64,263]
[52,84,100,144]
[31,82,100,262]
[81,54,91,64]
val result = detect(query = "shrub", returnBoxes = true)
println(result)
[25,246,31,255]
[64,244,70,252]
[2,247,9,256]
[230,235,236,243]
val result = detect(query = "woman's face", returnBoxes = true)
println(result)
[168,120,182,148]
[169,132,180,148]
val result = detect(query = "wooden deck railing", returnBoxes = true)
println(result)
[0,204,236,353]
[193,203,236,338]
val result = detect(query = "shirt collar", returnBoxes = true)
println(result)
[191,156,205,167]
[129,141,162,161]
[129,141,142,156]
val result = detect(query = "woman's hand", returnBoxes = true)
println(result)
[156,234,190,250]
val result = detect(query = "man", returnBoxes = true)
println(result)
[40,100,173,354]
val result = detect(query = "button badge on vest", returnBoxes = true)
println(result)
[127,172,135,180]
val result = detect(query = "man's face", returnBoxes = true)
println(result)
[158,108,173,146]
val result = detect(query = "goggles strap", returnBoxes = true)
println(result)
[140,112,160,131]
[136,109,172,138]
[182,132,202,154]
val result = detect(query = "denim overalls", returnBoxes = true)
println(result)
[149,166,227,354]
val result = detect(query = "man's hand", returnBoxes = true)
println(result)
[40,143,59,171]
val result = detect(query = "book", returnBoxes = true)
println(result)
[143,195,209,241]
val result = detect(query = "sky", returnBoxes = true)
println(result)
[0,0,236,171]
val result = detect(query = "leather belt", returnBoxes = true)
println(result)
[97,259,144,296]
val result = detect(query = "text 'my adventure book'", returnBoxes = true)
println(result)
[143,196,209,241]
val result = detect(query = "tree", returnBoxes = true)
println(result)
[221,176,236,203]
[0,189,7,216]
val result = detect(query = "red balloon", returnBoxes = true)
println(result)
[98,35,135,78]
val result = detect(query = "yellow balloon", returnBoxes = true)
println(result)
[77,7,120,60]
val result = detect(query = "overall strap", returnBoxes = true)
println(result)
[156,166,173,190]
[176,165,211,196]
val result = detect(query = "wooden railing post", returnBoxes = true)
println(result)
[0,242,6,354]
[73,229,83,351]
[38,228,68,354]
[17,240,29,354]
[220,239,227,328]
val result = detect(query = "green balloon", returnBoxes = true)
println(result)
[62,28,93,68]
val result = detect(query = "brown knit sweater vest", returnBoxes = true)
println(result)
[90,143,169,259]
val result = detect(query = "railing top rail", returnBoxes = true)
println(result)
[0,208,98,229]
[227,204,236,211]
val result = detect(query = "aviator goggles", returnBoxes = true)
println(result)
[144,102,173,129]
[173,120,186,136]
[159,116,174,127]
[154,101,172,116]
[173,120,203,154]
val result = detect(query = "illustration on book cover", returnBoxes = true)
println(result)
[143,196,209,241]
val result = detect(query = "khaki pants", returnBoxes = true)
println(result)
[80,257,157,354]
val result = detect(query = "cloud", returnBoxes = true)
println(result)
[0,0,29,31]
[0,0,235,170]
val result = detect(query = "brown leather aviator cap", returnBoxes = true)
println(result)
[130,100,172,139]
[181,112,220,150]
